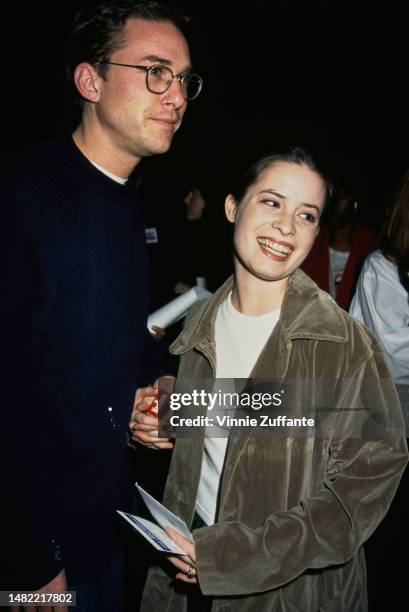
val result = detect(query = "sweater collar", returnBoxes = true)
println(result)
[64,135,142,197]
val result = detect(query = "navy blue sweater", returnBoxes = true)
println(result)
[1,138,150,589]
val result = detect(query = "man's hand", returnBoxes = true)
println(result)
[165,527,197,583]
[150,325,166,341]
[10,568,68,612]
[129,378,175,450]
[174,282,192,295]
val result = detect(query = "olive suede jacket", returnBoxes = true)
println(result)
[141,270,408,612]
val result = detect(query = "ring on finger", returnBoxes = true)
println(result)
[186,565,196,578]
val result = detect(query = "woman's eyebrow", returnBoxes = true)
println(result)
[258,189,286,199]
[258,190,321,214]
[302,203,321,214]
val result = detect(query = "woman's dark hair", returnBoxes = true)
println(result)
[65,1,191,92]
[376,168,409,292]
[230,146,333,214]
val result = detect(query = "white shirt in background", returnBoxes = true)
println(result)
[329,247,350,298]
[350,250,409,379]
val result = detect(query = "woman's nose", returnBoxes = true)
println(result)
[272,210,295,236]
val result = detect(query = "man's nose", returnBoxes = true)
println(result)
[162,78,186,110]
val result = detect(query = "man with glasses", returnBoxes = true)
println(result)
[1,1,202,610]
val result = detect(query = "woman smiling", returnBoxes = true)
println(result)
[131,147,408,612]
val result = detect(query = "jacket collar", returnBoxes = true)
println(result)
[170,269,348,355]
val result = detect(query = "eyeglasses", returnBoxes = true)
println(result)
[100,61,203,101]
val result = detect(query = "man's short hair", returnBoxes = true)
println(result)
[65,0,191,93]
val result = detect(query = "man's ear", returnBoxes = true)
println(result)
[225,194,238,224]
[73,63,102,102]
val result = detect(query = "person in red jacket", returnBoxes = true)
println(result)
[302,184,375,309]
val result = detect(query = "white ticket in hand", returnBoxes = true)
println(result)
[117,512,186,554]
[147,286,212,332]
[117,483,193,554]
[135,483,192,541]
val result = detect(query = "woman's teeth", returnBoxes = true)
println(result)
[257,237,292,256]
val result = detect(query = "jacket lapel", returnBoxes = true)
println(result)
[169,270,348,523]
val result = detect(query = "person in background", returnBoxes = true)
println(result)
[174,185,208,294]
[302,182,375,308]
[130,147,407,612]
[350,168,409,380]
[0,1,202,610]
[185,185,206,221]
[143,178,209,310]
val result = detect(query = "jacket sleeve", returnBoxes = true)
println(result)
[350,252,409,379]
[193,346,408,597]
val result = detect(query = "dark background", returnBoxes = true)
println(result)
[3,0,409,217]
[3,1,408,609]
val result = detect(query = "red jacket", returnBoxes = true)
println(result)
[302,224,376,309]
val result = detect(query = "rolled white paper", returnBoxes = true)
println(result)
[196,276,207,289]
[147,286,212,332]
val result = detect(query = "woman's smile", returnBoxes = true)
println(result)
[257,236,294,260]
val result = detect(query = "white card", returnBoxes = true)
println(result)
[117,511,186,554]
[135,483,193,541]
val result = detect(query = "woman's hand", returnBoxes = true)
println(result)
[165,527,197,584]
[129,379,174,450]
